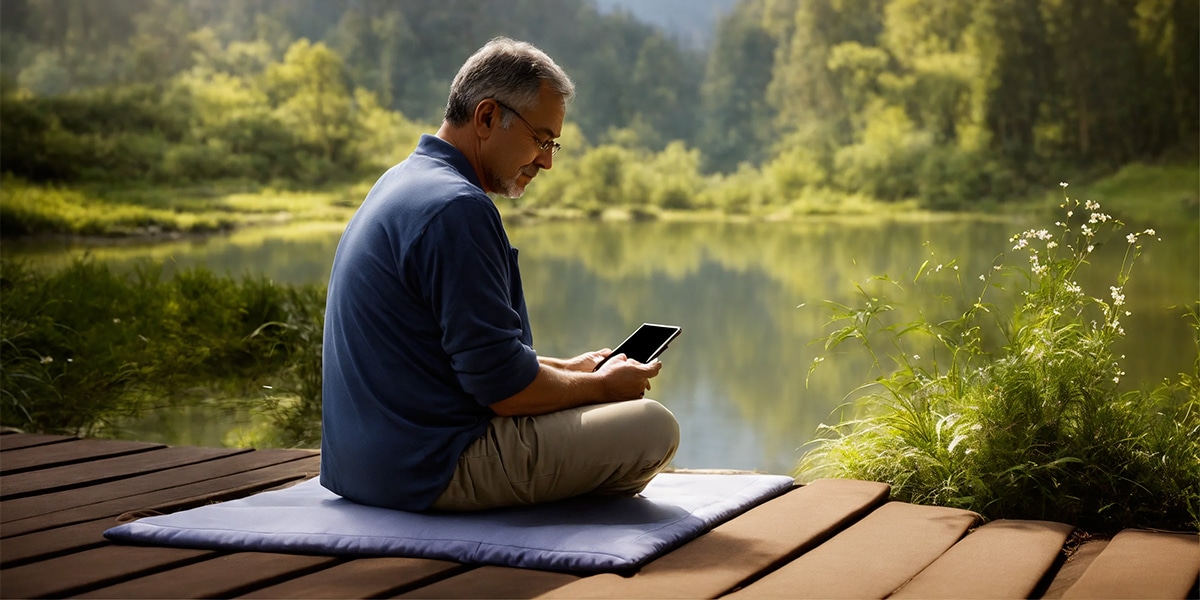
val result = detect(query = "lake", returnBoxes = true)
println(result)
[6,215,1197,475]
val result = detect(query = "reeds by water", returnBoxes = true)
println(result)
[0,259,325,445]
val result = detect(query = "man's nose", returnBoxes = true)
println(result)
[534,149,553,170]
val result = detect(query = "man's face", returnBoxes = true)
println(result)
[487,85,564,199]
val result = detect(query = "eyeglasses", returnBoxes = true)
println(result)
[493,100,562,155]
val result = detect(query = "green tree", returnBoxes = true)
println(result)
[968,0,1053,169]
[264,40,359,181]
[629,35,702,151]
[698,3,777,173]
[766,0,886,145]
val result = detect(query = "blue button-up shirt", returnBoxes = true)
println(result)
[320,134,540,511]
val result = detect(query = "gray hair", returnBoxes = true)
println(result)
[443,37,575,127]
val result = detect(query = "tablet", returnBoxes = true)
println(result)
[593,323,682,371]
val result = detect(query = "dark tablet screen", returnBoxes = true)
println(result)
[593,323,681,371]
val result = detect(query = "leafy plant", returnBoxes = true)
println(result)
[0,258,325,442]
[799,186,1200,532]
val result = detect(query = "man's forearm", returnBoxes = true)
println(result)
[537,355,568,369]
[489,363,605,417]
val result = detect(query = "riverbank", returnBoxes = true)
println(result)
[0,177,368,239]
[2,161,1195,241]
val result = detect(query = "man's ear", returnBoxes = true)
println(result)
[473,99,500,141]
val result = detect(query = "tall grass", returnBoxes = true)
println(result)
[799,187,1200,533]
[0,176,364,237]
[0,258,324,444]
[0,176,227,236]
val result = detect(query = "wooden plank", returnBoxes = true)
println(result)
[540,478,891,599]
[0,438,163,475]
[397,566,580,599]
[726,501,979,599]
[1,454,321,538]
[2,444,252,500]
[890,519,1075,599]
[1040,537,1110,599]
[239,557,471,599]
[1,447,300,524]
[1061,529,1200,599]
[0,432,77,451]
[76,552,342,599]
[0,545,214,598]
[0,518,112,567]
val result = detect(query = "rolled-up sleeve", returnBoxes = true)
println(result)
[412,197,540,406]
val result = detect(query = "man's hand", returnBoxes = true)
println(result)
[597,354,662,401]
[562,349,612,372]
[494,351,662,417]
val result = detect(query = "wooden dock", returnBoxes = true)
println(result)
[1,431,1196,599]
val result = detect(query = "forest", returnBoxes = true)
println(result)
[1,0,1197,219]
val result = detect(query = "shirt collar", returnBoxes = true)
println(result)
[415,134,484,191]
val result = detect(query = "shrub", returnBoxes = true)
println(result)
[799,186,1200,532]
[832,106,932,201]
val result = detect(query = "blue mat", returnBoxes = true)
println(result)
[104,472,794,573]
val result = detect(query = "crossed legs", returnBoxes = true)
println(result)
[430,399,679,511]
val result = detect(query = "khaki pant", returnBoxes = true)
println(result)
[430,399,679,511]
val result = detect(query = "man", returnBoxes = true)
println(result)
[320,37,679,512]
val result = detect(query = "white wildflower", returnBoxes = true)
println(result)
[1127,233,1137,244]
[1081,224,1093,236]
[40,356,53,364]
[1144,228,1156,236]
[1110,286,1125,306]
[1060,182,1069,188]
[1047,241,1058,249]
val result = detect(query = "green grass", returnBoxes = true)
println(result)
[1013,161,1200,226]
[0,258,325,443]
[0,176,365,237]
[799,191,1200,533]
[0,177,227,236]
[1084,162,1200,224]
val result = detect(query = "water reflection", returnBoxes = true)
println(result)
[6,217,1196,474]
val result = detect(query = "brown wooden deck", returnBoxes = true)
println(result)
[1,431,1196,599]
